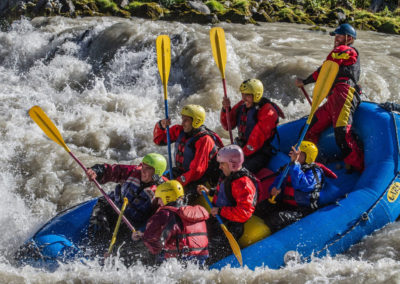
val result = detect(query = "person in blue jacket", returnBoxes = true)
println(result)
[255,141,334,232]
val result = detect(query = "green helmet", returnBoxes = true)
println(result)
[142,153,167,177]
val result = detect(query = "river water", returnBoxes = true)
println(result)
[1,16,400,283]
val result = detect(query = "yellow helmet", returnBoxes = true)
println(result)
[239,79,264,103]
[181,104,205,129]
[299,141,318,164]
[155,180,184,205]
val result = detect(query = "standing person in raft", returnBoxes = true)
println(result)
[197,145,257,264]
[132,180,210,265]
[85,153,167,257]
[255,141,337,232]
[295,23,364,172]
[220,79,285,174]
[154,104,224,203]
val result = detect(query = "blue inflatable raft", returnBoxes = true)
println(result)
[212,101,400,269]
[15,102,400,270]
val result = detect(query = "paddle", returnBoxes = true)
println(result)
[210,27,234,144]
[270,60,339,201]
[201,191,243,266]
[156,35,173,179]
[301,87,312,106]
[105,197,129,257]
[28,106,136,232]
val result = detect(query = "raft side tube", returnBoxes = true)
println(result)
[211,102,400,270]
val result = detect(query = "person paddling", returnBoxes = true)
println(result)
[295,23,364,173]
[85,153,167,257]
[132,180,210,265]
[197,145,257,264]
[154,104,223,202]
[255,141,336,232]
[220,79,284,174]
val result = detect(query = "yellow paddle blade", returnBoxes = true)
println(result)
[221,224,243,266]
[108,197,129,254]
[210,27,227,79]
[156,35,171,99]
[307,60,339,123]
[28,106,70,153]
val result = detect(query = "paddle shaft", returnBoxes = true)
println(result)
[210,27,233,144]
[201,190,243,266]
[275,123,310,190]
[201,191,224,225]
[164,100,174,179]
[301,87,312,106]
[156,35,173,179]
[69,151,136,232]
[222,78,234,144]
[107,197,129,255]
[274,60,339,192]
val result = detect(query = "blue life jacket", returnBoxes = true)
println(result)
[112,177,155,227]
[215,181,231,208]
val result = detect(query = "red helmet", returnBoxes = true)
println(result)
[217,145,244,171]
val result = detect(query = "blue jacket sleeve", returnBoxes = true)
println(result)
[289,162,322,193]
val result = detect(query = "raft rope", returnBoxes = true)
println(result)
[305,108,400,260]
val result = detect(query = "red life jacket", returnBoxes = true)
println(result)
[281,175,298,207]
[255,168,276,203]
[160,205,209,258]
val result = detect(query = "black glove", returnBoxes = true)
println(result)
[91,164,106,181]
[379,102,400,112]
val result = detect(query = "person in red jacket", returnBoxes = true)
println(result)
[132,180,209,265]
[295,23,364,172]
[220,79,284,174]
[154,104,223,202]
[197,144,257,264]
[85,153,167,259]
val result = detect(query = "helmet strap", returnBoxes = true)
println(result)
[152,174,160,182]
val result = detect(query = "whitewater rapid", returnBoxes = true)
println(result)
[1,16,400,283]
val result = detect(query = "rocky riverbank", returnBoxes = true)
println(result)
[1,0,399,34]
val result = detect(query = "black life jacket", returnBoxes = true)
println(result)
[335,46,362,99]
[235,97,285,154]
[216,168,258,208]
